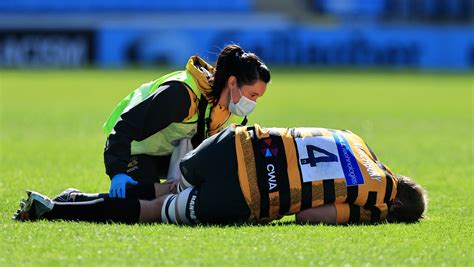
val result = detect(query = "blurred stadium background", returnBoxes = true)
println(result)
[1,2,473,266]
[0,0,473,70]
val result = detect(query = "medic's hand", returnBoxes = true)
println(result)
[109,174,138,198]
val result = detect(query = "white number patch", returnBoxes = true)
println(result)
[296,136,343,182]
[295,132,365,186]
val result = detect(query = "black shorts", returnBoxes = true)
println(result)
[180,127,250,224]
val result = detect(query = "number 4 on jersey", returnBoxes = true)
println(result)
[300,145,338,167]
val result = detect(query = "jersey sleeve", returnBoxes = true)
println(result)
[334,203,388,224]
[103,81,193,178]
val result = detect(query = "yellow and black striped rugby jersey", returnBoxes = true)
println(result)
[234,124,397,224]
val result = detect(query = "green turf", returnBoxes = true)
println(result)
[0,69,472,266]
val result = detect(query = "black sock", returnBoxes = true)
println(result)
[72,183,156,202]
[43,198,141,224]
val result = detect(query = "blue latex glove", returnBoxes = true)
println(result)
[109,174,138,198]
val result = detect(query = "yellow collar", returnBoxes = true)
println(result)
[186,56,215,103]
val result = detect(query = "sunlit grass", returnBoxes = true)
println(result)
[0,69,472,265]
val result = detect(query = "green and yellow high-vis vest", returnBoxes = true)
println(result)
[103,58,244,156]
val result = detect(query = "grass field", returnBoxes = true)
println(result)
[0,69,472,266]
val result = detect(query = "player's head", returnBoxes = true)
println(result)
[387,175,428,223]
[211,44,271,111]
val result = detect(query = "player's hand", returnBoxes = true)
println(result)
[169,179,181,194]
[109,174,138,198]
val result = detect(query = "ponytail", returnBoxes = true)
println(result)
[210,44,270,103]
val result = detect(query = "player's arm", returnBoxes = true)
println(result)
[295,203,388,225]
[104,81,194,178]
[330,203,387,224]
[295,204,337,225]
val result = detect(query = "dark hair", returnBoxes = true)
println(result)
[387,175,428,223]
[210,44,271,103]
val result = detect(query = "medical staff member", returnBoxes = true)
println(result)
[103,45,271,198]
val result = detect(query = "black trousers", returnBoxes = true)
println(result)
[124,154,171,184]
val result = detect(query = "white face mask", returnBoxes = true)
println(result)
[228,87,257,117]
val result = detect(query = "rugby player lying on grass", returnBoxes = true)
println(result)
[13,124,427,225]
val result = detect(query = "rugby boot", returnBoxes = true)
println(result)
[52,188,81,202]
[13,191,54,221]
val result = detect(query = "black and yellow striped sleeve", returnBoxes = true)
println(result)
[335,203,388,224]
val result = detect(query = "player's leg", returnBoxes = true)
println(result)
[169,126,249,224]
[14,188,182,224]
[163,172,250,225]
[13,191,141,223]
[14,181,248,225]
[53,180,174,203]
[141,185,239,225]
[193,171,250,225]
[147,187,200,225]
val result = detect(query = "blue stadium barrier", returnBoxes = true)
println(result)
[0,0,253,12]
[313,0,474,21]
[95,26,474,70]
[315,0,386,17]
